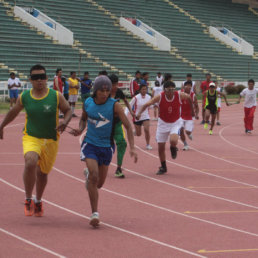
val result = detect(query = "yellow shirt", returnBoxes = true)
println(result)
[68,78,79,95]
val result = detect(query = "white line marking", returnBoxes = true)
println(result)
[0,228,66,258]
[0,177,206,258]
[52,167,258,238]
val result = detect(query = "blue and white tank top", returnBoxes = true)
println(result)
[83,97,117,147]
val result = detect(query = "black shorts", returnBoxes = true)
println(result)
[205,105,217,114]
[64,93,69,101]
[133,119,149,126]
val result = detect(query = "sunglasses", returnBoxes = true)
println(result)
[30,73,47,80]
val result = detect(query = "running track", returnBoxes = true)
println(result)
[1,103,258,258]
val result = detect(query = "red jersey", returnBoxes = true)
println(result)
[53,76,63,93]
[181,92,194,120]
[129,78,140,97]
[159,91,181,123]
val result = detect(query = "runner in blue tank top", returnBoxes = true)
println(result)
[71,75,137,227]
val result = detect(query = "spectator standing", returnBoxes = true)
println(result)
[53,68,63,93]
[156,72,163,86]
[129,70,141,97]
[7,72,21,109]
[200,73,212,124]
[62,76,69,101]
[68,71,79,117]
[78,72,92,103]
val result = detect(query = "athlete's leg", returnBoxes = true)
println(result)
[134,124,142,136]
[170,133,179,147]
[97,165,109,189]
[158,142,166,164]
[210,113,216,131]
[23,151,39,199]
[248,106,256,131]
[143,120,150,146]
[180,127,186,143]
[85,158,99,213]
[216,109,220,124]
[35,166,48,201]
[154,106,158,119]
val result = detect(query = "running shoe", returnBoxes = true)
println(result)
[216,121,221,126]
[34,201,43,217]
[200,120,205,124]
[204,123,208,129]
[24,199,34,216]
[170,146,178,159]
[83,168,89,190]
[156,166,167,175]
[90,212,100,228]
[187,134,193,141]
[246,130,252,134]
[209,130,213,135]
[115,167,125,178]
[183,145,189,151]
[146,144,153,150]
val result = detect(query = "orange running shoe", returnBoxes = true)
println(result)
[24,199,34,216]
[34,201,44,217]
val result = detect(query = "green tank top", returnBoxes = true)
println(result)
[21,88,59,140]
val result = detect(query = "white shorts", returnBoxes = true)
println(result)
[68,94,78,103]
[156,118,182,143]
[181,119,194,132]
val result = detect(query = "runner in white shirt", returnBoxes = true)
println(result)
[152,80,163,121]
[181,73,196,94]
[130,84,152,150]
[156,72,163,86]
[7,72,21,108]
[215,81,223,125]
[238,79,258,134]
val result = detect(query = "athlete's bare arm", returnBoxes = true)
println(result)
[193,95,199,119]
[136,94,161,120]
[0,95,24,139]
[56,93,72,133]
[123,98,134,117]
[115,102,137,163]
[70,104,88,136]
[218,92,230,106]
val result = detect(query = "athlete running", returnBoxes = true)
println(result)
[136,81,194,175]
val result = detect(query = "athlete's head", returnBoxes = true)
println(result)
[206,73,211,81]
[70,71,76,79]
[209,82,216,93]
[157,72,162,78]
[163,73,172,83]
[186,73,192,80]
[164,81,176,97]
[29,64,47,90]
[109,74,119,88]
[184,80,192,94]
[56,68,62,77]
[155,80,160,87]
[10,72,15,79]
[135,70,141,79]
[93,75,112,102]
[139,84,148,96]
[248,79,255,90]
[98,70,108,76]
[83,72,89,80]
[142,72,149,81]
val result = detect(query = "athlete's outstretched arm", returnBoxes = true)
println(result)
[56,93,72,133]
[136,95,160,120]
[70,104,88,136]
[219,92,230,106]
[115,102,137,163]
[0,95,24,139]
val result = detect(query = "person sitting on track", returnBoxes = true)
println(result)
[136,81,194,175]
[0,64,72,217]
[131,84,152,150]
[70,75,137,228]
[180,80,199,151]
[203,82,229,135]
[110,74,134,178]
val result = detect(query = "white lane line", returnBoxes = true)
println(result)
[135,145,258,189]
[219,123,258,155]
[0,177,206,258]
[0,228,66,258]
[52,166,258,238]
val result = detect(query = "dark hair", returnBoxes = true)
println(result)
[99,70,108,76]
[109,74,119,84]
[139,84,147,90]
[135,70,141,75]
[184,80,192,86]
[56,68,62,74]
[142,72,149,77]
[155,80,160,86]
[164,81,176,88]
[61,76,66,83]
[186,73,192,77]
[84,72,89,75]
[30,64,46,75]
[206,73,211,77]
[157,72,161,74]
[164,73,172,82]
[248,79,255,84]
[70,71,76,76]
[10,72,15,76]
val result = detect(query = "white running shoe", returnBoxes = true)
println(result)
[83,168,89,190]
[90,212,100,228]
[183,145,189,151]
[188,134,193,141]
[146,144,153,150]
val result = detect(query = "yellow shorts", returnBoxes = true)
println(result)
[22,135,59,174]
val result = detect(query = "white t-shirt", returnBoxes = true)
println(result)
[217,87,221,107]
[8,78,21,90]
[130,93,151,121]
[156,76,163,86]
[153,86,163,97]
[182,80,195,93]
[240,88,258,108]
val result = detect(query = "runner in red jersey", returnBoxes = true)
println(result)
[53,68,63,93]
[136,81,194,175]
[200,73,212,124]
[180,80,199,151]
